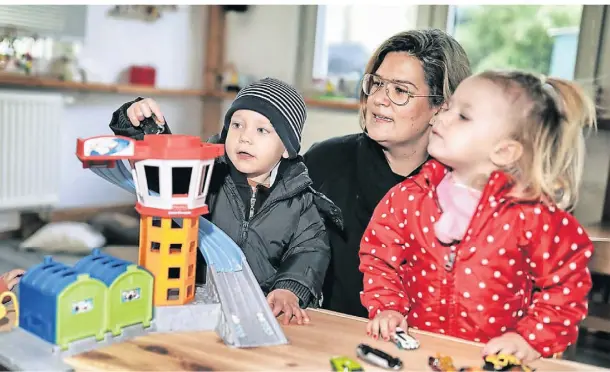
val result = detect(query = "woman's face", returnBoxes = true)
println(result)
[364,51,439,150]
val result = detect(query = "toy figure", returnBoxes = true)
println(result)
[428,354,457,372]
[482,354,534,372]
[0,269,25,303]
[0,269,24,329]
[427,353,535,372]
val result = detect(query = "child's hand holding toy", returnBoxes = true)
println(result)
[483,332,541,364]
[126,98,166,128]
[366,309,408,341]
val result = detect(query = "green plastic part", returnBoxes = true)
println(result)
[107,264,154,336]
[56,275,107,350]
[330,356,364,372]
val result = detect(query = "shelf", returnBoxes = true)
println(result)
[203,90,359,111]
[0,73,205,97]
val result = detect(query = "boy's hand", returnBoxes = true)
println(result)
[267,289,309,325]
[126,98,165,127]
[483,332,541,363]
[367,309,407,341]
[1,269,25,291]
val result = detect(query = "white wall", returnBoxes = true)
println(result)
[56,5,205,208]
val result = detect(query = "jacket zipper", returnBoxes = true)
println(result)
[432,185,482,337]
[236,182,311,248]
[240,186,258,245]
[444,251,457,336]
[248,187,257,220]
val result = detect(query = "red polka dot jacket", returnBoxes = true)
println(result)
[359,160,593,358]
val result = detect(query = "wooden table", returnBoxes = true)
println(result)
[0,305,605,371]
[59,309,601,371]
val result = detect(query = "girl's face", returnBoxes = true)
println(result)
[364,52,438,151]
[428,75,522,185]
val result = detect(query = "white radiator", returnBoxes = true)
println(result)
[0,90,63,211]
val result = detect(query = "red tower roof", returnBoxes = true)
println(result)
[76,135,224,167]
[135,135,225,160]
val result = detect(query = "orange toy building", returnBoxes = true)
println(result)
[76,134,224,306]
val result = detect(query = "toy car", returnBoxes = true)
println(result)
[330,356,364,372]
[428,354,458,372]
[356,343,403,370]
[482,354,534,372]
[394,327,420,350]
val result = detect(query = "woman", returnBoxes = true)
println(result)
[303,28,471,317]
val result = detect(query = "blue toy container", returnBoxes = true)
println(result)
[18,257,107,350]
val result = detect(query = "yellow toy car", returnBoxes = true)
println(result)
[330,356,364,372]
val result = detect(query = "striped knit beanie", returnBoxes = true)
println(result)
[221,77,307,158]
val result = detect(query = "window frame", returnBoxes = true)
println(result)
[296,5,607,111]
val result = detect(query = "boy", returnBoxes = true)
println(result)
[108,78,342,324]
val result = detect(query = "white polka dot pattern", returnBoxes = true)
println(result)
[358,160,594,358]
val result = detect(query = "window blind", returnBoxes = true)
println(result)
[0,5,87,40]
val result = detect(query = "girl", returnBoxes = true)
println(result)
[359,70,595,362]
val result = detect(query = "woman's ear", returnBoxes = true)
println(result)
[282,149,290,159]
[490,139,523,167]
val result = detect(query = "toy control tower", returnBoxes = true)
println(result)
[76,135,224,306]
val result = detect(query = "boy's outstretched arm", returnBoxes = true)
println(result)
[107,97,199,196]
[513,208,593,358]
[109,97,173,140]
[270,195,332,309]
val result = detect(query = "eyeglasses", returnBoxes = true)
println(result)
[361,73,443,106]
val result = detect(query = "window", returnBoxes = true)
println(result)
[171,218,183,228]
[167,288,179,300]
[171,167,192,196]
[0,6,87,74]
[150,241,160,252]
[198,166,207,196]
[168,267,180,279]
[144,165,159,195]
[447,5,584,79]
[169,243,182,254]
[311,5,419,99]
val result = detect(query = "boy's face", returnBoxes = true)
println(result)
[225,109,288,181]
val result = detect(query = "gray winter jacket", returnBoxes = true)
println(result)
[108,99,343,308]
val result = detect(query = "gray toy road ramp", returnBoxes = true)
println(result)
[196,207,288,348]
[205,264,288,348]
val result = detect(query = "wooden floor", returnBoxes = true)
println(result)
[0,239,84,275]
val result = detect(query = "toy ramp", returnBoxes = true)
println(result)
[91,159,288,348]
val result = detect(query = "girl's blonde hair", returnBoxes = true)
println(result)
[478,70,597,211]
